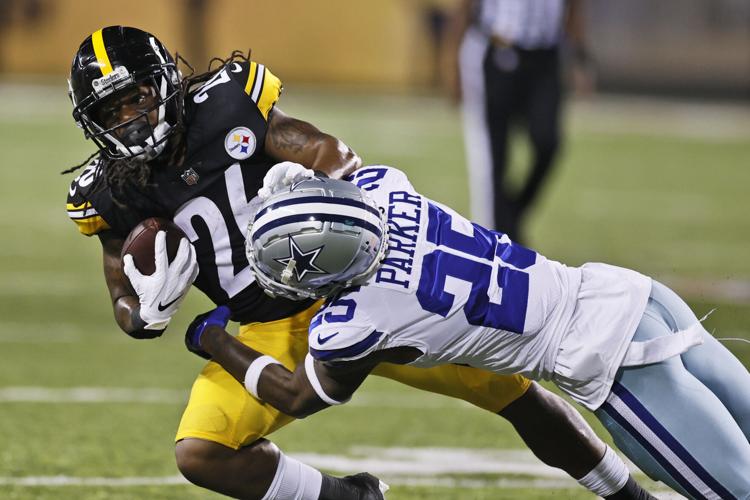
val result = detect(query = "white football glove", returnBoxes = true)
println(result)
[258,161,315,200]
[122,231,199,331]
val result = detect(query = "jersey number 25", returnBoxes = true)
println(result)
[416,203,536,334]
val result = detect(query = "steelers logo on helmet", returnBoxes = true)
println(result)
[225,126,257,160]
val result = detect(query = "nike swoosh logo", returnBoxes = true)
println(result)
[157,296,181,312]
[316,331,339,345]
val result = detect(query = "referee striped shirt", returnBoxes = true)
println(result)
[476,0,566,50]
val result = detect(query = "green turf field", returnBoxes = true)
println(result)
[0,81,748,499]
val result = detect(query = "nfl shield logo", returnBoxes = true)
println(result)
[181,168,200,185]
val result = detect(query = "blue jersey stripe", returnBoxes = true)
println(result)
[253,213,382,240]
[310,331,383,362]
[254,195,381,221]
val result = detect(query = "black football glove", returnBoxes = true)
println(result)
[184,305,231,360]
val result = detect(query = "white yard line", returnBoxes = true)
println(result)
[296,447,570,478]
[0,386,473,408]
[0,475,189,486]
[1,82,748,141]
[0,387,188,404]
[661,275,750,305]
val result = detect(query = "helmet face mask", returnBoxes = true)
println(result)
[69,26,182,161]
[246,177,389,301]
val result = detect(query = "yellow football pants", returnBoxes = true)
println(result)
[176,303,531,449]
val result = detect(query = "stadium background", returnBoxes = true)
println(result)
[0,0,748,498]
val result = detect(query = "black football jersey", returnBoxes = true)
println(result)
[66,60,315,323]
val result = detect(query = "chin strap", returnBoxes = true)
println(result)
[280,259,297,285]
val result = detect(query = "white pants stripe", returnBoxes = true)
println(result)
[458,28,495,229]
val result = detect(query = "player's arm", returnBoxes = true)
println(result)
[265,107,362,179]
[100,229,197,338]
[187,307,381,418]
[99,230,154,338]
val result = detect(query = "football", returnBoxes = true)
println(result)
[121,217,187,275]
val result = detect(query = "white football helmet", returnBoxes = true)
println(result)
[246,175,389,300]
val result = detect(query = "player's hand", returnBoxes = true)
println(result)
[122,231,199,331]
[258,161,314,200]
[185,306,232,360]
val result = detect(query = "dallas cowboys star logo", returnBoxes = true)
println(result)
[274,236,327,281]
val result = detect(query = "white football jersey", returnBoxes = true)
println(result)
[308,166,652,410]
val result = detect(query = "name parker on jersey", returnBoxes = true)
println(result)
[375,190,422,288]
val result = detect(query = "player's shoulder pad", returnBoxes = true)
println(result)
[233,59,283,121]
[308,299,383,363]
[345,165,416,194]
[66,160,110,236]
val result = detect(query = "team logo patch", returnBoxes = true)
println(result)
[225,127,256,160]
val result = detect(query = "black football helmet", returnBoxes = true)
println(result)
[69,26,181,161]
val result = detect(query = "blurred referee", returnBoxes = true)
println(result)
[443,0,593,242]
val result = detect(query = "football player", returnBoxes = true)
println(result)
[66,26,653,499]
[194,166,750,499]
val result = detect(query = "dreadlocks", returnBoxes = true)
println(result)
[61,49,253,210]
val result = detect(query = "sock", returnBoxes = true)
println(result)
[577,445,629,497]
[605,476,657,500]
[261,452,323,500]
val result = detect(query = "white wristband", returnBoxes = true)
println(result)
[577,445,629,496]
[244,355,282,399]
[304,353,348,406]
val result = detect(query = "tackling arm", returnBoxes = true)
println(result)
[196,322,376,418]
[264,107,362,179]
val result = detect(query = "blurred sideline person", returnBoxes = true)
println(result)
[196,166,750,499]
[443,0,594,242]
[64,26,649,499]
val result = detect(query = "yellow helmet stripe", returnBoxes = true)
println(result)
[244,61,259,95]
[91,28,113,76]
[256,68,282,121]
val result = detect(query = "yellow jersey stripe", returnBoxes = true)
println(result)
[91,29,113,76]
[244,62,259,96]
[66,201,92,211]
[256,67,282,121]
[72,215,110,236]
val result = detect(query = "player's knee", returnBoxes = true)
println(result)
[175,437,281,491]
[536,136,559,162]
[175,439,214,486]
[531,130,560,161]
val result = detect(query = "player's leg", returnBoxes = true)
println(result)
[483,44,520,237]
[682,331,750,439]
[501,383,654,500]
[650,280,750,439]
[594,295,750,498]
[175,306,385,499]
[175,438,384,500]
[372,364,654,499]
[517,48,561,215]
